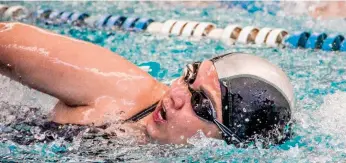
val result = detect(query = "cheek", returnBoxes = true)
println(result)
[146,119,165,141]
[168,110,214,138]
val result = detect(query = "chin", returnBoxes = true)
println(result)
[147,121,183,144]
[146,117,165,143]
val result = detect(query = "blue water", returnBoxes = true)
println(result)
[1,1,346,162]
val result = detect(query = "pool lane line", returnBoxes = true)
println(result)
[3,4,346,52]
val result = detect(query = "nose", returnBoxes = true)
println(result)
[164,84,188,110]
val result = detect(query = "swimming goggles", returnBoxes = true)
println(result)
[183,60,243,143]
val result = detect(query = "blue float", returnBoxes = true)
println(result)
[48,11,63,19]
[339,40,346,52]
[305,33,327,49]
[121,17,139,30]
[69,12,89,22]
[284,31,310,48]
[60,12,73,21]
[134,18,154,31]
[105,15,126,28]
[321,35,344,51]
[35,9,52,18]
[96,14,112,27]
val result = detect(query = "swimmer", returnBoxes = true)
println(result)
[0,22,294,146]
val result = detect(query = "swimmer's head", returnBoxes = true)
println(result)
[146,53,294,146]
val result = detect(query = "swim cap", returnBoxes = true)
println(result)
[212,53,294,145]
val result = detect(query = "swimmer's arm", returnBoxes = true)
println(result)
[0,22,167,112]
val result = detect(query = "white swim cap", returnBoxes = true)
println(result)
[211,53,294,145]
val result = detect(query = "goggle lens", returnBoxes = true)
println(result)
[190,89,214,121]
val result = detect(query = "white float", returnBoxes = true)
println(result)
[170,20,188,35]
[220,24,242,45]
[266,29,288,47]
[192,22,215,37]
[161,20,177,35]
[146,22,163,34]
[181,21,199,36]
[255,27,272,45]
[3,5,28,20]
[0,5,8,18]
[208,28,224,40]
[237,26,259,44]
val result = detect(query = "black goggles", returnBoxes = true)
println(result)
[183,60,243,144]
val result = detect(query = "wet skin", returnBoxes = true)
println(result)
[0,22,224,144]
[146,60,224,144]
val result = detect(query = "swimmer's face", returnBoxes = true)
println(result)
[146,60,223,144]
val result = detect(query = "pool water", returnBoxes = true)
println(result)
[2,1,346,162]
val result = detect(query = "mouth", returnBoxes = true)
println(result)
[153,102,167,123]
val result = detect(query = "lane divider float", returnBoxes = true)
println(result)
[321,35,344,51]
[2,4,346,53]
[161,19,177,35]
[0,5,8,18]
[237,26,259,44]
[305,33,327,49]
[340,40,346,52]
[3,5,28,20]
[146,22,163,34]
[170,20,188,35]
[121,17,139,30]
[134,18,153,31]
[285,31,310,48]
[193,22,215,37]
[220,24,242,45]
[181,21,199,36]
[255,27,272,45]
[266,29,287,47]
[105,15,126,28]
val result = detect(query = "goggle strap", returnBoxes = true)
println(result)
[220,81,232,129]
[214,119,242,143]
[125,101,159,122]
[210,52,236,63]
